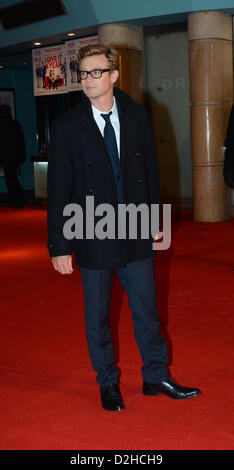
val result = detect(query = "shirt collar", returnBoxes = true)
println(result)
[91,96,117,119]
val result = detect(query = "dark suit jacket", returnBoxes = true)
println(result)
[47,87,161,268]
[224,104,234,189]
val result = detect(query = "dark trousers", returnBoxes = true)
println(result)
[3,161,24,206]
[81,257,169,386]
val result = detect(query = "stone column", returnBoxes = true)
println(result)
[98,23,144,104]
[188,11,233,222]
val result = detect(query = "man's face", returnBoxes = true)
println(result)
[79,54,118,103]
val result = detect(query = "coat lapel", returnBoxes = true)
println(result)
[114,88,137,174]
[115,94,127,172]
[79,95,107,154]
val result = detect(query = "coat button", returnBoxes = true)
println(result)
[88,160,92,165]
[89,187,94,193]
[135,152,140,157]
[138,178,142,183]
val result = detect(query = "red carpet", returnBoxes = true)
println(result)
[0,206,233,450]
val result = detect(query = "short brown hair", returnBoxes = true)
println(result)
[77,44,119,71]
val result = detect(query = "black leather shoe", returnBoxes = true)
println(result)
[100,384,125,411]
[143,378,201,400]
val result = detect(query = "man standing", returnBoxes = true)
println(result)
[47,44,201,411]
[0,104,25,208]
[224,104,234,189]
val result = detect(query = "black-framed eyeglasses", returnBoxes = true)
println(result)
[78,68,111,79]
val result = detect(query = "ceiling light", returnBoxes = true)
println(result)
[0,65,4,69]
[67,33,75,36]
[34,42,41,46]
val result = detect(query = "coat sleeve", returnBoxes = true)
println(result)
[224,104,234,189]
[142,108,161,205]
[47,118,73,257]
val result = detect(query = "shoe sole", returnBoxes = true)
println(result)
[143,390,201,399]
[102,405,126,411]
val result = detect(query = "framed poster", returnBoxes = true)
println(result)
[66,35,98,92]
[0,88,16,118]
[32,44,69,96]
[32,35,99,96]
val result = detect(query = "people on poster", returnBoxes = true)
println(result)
[41,60,47,88]
[70,56,78,83]
[61,58,67,86]
[36,62,41,88]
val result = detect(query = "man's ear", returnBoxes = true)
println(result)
[111,69,119,84]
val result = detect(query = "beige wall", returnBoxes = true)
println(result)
[144,24,192,202]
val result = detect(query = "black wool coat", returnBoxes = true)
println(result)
[47,87,161,268]
[0,115,26,165]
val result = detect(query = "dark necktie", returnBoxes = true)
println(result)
[100,111,119,169]
[101,110,123,204]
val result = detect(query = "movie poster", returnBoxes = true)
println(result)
[66,35,98,92]
[32,44,68,96]
[32,36,98,96]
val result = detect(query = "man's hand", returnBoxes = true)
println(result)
[52,255,73,274]
[153,233,161,241]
